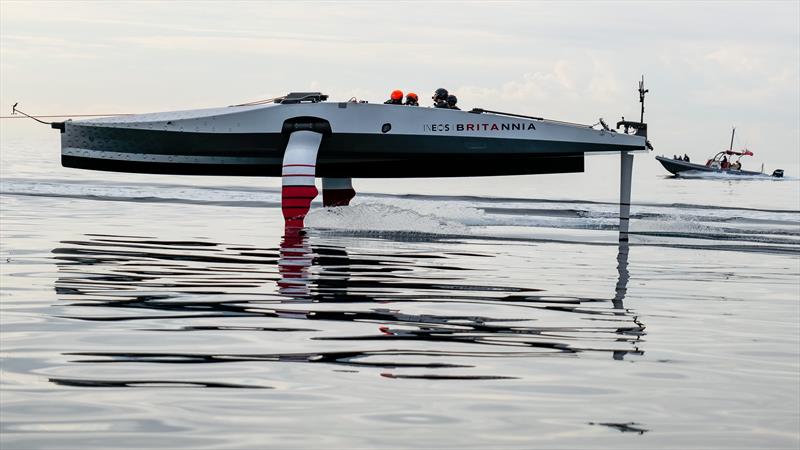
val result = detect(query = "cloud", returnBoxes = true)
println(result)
[455,58,626,117]
[705,47,757,73]
[1,1,797,164]
[0,34,107,60]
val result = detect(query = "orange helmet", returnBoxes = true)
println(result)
[406,92,418,101]
[391,90,403,101]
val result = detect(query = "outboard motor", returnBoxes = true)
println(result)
[771,169,784,178]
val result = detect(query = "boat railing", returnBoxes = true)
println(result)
[229,96,285,107]
[229,92,329,107]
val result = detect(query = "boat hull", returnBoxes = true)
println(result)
[60,102,647,178]
[655,156,765,177]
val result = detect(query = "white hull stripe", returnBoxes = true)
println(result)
[282,176,316,186]
[281,165,316,177]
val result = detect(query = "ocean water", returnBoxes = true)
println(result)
[1,120,799,449]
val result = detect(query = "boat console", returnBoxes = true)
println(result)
[274,92,329,104]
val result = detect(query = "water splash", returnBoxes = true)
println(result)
[306,202,473,234]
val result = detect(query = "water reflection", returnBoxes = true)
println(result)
[612,241,644,360]
[49,378,269,389]
[588,421,650,435]
[51,231,644,385]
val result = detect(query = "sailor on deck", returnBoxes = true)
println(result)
[447,94,460,110]
[385,90,404,105]
[433,88,449,108]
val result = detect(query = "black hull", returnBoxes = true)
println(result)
[60,127,635,177]
[655,156,765,177]
[63,153,584,178]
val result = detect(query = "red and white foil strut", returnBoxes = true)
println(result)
[282,131,322,228]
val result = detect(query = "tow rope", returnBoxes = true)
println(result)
[3,103,133,124]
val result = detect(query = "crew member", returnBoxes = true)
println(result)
[405,92,419,106]
[385,90,403,105]
[433,88,449,108]
[684,154,690,162]
[447,94,459,110]
[721,155,729,169]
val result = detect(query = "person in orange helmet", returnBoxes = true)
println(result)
[404,92,419,106]
[384,90,403,105]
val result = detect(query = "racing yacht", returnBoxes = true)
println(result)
[50,83,652,233]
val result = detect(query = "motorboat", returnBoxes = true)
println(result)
[48,81,653,232]
[656,154,783,178]
[656,128,784,178]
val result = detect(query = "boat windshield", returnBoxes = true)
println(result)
[711,149,753,161]
[707,149,752,170]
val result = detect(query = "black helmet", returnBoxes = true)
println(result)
[447,94,457,106]
[433,88,448,101]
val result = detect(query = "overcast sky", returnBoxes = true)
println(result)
[2,1,798,164]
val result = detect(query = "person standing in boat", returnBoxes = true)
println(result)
[721,155,730,169]
[385,90,404,105]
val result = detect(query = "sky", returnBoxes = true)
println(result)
[1,1,799,165]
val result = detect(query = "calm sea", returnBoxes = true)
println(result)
[1,121,799,449]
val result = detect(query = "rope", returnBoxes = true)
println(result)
[229,96,284,107]
[0,113,133,119]
[4,103,134,124]
[7,94,289,121]
[10,103,53,125]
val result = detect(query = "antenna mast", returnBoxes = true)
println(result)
[638,75,649,123]
[729,127,736,151]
